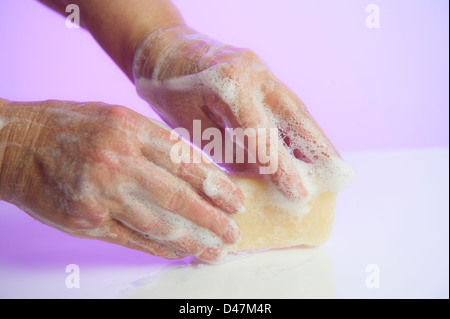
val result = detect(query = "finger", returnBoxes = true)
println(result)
[109,157,240,258]
[139,120,245,214]
[110,178,231,262]
[134,159,241,244]
[111,205,225,262]
[265,83,340,162]
[70,218,190,260]
[204,89,308,200]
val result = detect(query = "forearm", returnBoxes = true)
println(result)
[38,0,186,82]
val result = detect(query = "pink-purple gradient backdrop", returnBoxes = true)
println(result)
[0,0,448,151]
[0,1,449,299]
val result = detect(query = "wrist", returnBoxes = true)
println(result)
[40,0,187,82]
[76,0,187,82]
[0,101,48,202]
[133,24,198,81]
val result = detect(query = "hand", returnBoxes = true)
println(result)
[133,26,340,200]
[0,100,243,261]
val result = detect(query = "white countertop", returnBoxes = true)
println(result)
[0,148,448,299]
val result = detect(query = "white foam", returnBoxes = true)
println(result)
[202,169,221,199]
[133,29,355,214]
[117,182,223,255]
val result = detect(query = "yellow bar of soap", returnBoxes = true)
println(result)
[229,176,337,251]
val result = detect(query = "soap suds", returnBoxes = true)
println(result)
[202,170,221,199]
[133,29,355,220]
[117,182,223,256]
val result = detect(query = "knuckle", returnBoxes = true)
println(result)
[63,200,107,231]
[104,105,141,132]
[167,189,188,212]
[139,219,170,239]
[239,48,258,61]
[105,104,129,121]
[232,48,261,68]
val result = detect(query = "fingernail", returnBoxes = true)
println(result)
[223,221,241,244]
[235,189,246,214]
[236,204,246,215]
[200,247,223,261]
[226,187,245,214]
[228,198,245,215]
[298,182,308,198]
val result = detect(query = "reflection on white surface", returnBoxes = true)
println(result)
[327,147,449,299]
[0,148,448,298]
[121,247,335,299]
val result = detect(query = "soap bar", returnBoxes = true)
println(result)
[229,176,337,251]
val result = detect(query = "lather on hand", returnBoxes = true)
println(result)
[0,100,242,261]
[39,0,339,199]
[0,0,343,261]
[132,24,340,200]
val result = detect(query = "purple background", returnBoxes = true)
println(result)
[0,1,448,299]
[0,0,448,151]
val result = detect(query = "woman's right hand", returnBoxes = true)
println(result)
[0,99,243,261]
[133,26,341,201]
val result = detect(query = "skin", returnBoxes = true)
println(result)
[132,25,339,199]
[0,99,242,261]
[0,0,340,261]
[38,0,339,196]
